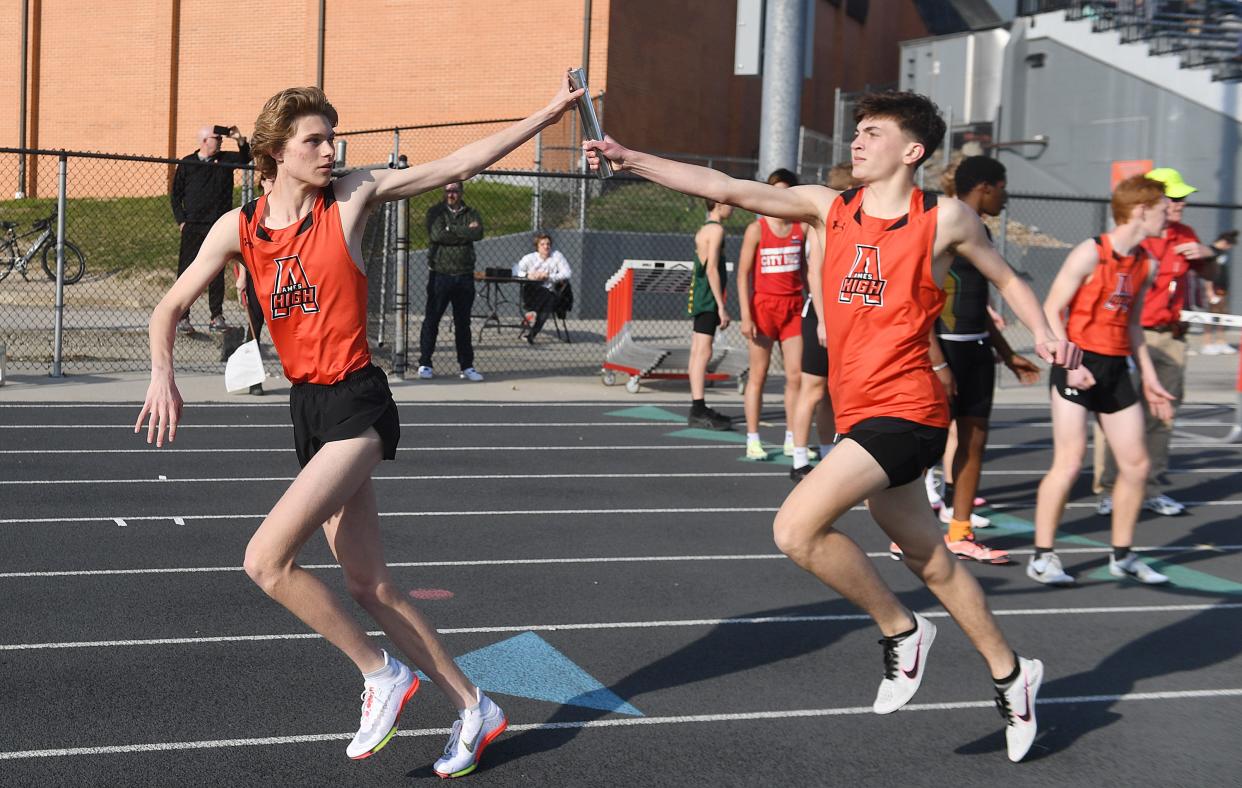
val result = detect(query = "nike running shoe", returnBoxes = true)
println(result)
[745,440,769,461]
[781,440,818,459]
[1096,495,1113,516]
[995,656,1043,762]
[346,653,419,760]
[687,407,732,431]
[459,367,484,382]
[176,317,194,335]
[945,535,1011,565]
[1143,494,1186,516]
[789,464,813,483]
[208,314,228,332]
[1109,552,1170,584]
[938,505,992,529]
[873,612,936,714]
[433,690,507,778]
[417,365,434,380]
[1026,553,1075,586]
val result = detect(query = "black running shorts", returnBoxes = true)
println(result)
[692,310,721,336]
[941,337,995,419]
[842,417,949,488]
[1049,350,1136,414]
[289,364,401,468]
[800,298,828,378]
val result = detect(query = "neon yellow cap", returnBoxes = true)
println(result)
[1145,167,1197,199]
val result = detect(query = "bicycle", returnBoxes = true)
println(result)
[0,209,86,284]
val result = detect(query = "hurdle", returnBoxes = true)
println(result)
[602,260,748,394]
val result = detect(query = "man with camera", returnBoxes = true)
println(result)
[171,124,252,334]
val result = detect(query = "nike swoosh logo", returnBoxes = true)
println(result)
[901,636,923,679]
[462,728,480,754]
[1016,679,1033,722]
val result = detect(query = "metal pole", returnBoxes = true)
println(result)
[17,0,28,199]
[378,201,391,345]
[533,130,543,231]
[943,105,953,169]
[832,86,844,165]
[581,0,592,81]
[51,155,66,377]
[316,0,325,89]
[997,205,1009,260]
[241,167,253,205]
[393,196,409,379]
[391,129,400,167]
[758,0,805,178]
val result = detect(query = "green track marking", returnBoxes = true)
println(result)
[604,406,687,423]
[984,511,1242,594]
[665,428,749,444]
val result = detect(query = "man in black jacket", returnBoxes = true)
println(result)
[171,125,252,334]
[417,182,485,380]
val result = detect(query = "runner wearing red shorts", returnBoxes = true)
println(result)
[737,169,806,461]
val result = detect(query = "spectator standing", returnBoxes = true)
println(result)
[1203,230,1237,354]
[513,232,571,343]
[417,182,485,381]
[1097,168,1218,516]
[171,125,252,334]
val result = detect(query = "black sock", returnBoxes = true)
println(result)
[1112,546,1131,562]
[1034,546,1053,560]
[690,398,707,414]
[943,482,955,504]
[888,620,918,641]
[993,653,1021,687]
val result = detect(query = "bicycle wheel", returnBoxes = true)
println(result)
[0,247,14,282]
[42,240,85,285]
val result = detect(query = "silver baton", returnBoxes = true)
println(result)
[568,67,613,179]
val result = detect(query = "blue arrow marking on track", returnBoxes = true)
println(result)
[417,632,643,716]
[605,405,687,423]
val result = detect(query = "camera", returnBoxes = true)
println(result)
[212,125,231,136]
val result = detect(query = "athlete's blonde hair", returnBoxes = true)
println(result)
[1112,175,1165,225]
[251,87,339,179]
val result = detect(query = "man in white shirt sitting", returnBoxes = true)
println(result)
[513,232,572,343]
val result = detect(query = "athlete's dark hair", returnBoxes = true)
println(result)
[826,162,859,191]
[532,231,553,250]
[767,168,799,188]
[252,87,339,179]
[954,156,1007,197]
[853,91,946,168]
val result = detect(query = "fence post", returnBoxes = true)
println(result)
[393,195,409,379]
[50,154,67,377]
[378,201,392,346]
[533,130,543,231]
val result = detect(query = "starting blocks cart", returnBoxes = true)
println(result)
[602,259,748,394]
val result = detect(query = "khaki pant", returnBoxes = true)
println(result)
[1093,330,1186,492]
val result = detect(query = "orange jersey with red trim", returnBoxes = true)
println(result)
[1064,234,1149,357]
[821,187,949,433]
[753,217,804,297]
[237,187,372,384]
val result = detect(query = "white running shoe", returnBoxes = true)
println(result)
[417,365,434,380]
[924,469,943,508]
[781,440,818,459]
[1219,343,1238,355]
[937,505,992,529]
[1143,494,1186,516]
[433,689,508,778]
[995,656,1043,763]
[1097,495,1113,516]
[1201,343,1223,356]
[459,367,484,382]
[346,653,419,760]
[745,440,769,461]
[1026,553,1075,586]
[1109,552,1170,584]
[873,613,936,714]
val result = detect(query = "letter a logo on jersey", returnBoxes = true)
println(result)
[1103,272,1133,312]
[838,244,886,306]
[270,254,320,319]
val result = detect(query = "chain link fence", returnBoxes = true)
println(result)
[3,142,1239,388]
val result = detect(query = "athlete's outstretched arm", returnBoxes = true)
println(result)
[584,137,834,228]
[360,72,582,204]
[944,199,1081,369]
[135,209,242,447]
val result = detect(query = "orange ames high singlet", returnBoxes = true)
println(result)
[753,217,805,297]
[1064,234,1149,357]
[238,187,372,384]
[821,187,949,433]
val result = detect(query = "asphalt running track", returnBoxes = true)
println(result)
[0,400,1239,787]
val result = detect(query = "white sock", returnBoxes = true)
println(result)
[792,447,809,468]
[362,650,400,682]
[747,432,761,444]
[784,430,794,444]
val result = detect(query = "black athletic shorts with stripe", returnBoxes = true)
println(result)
[1049,350,1137,414]
[289,364,401,468]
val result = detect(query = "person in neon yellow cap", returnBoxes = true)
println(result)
[1095,167,1216,517]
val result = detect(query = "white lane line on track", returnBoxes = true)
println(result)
[2,688,1241,760]
[3,545,1239,579]
[5,499,1242,526]
[0,422,675,429]
[3,603,1238,651]
[0,445,743,455]
[3,468,1240,486]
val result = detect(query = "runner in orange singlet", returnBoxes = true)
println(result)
[585,91,1082,763]
[1030,175,1176,587]
[136,76,583,778]
[736,168,807,461]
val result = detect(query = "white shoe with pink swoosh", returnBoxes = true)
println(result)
[996,656,1044,762]
[873,612,937,714]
